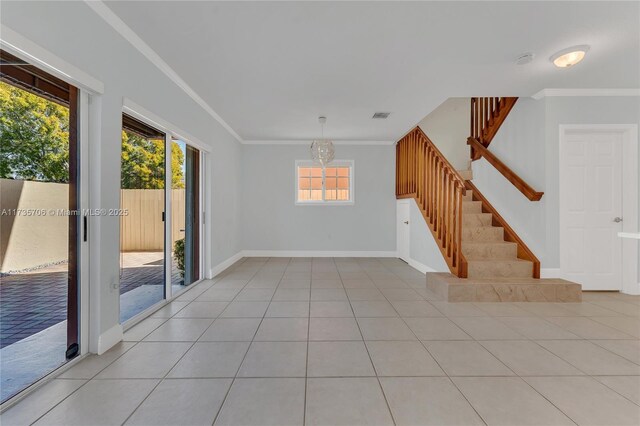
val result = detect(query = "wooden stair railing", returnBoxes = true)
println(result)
[396,127,468,278]
[467,137,544,201]
[470,97,518,160]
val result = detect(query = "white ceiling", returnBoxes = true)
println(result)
[104,1,639,142]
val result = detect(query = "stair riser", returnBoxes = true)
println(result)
[426,272,581,303]
[462,192,474,201]
[462,214,493,227]
[467,261,533,279]
[462,201,483,213]
[462,227,504,242]
[463,244,517,259]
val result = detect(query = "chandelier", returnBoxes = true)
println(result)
[310,116,335,167]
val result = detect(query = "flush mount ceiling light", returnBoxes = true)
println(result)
[310,116,335,168]
[550,45,590,68]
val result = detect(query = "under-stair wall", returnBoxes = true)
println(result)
[401,198,449,273]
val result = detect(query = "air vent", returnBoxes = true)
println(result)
[372,112,390,119]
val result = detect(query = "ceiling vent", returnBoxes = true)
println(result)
[372,112,390,119]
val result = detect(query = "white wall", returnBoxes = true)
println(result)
[418,98,470,171]
[472,95,640,277]
[241,145,396,254]
[471,98,547,262]
[1,1,243,348]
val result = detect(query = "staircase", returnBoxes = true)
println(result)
[396,100,581,302]
[462,186,535,279]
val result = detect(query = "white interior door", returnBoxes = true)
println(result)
[397,201,410,262]
[560,130,623,290]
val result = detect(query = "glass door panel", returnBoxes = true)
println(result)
[0,50,80,402]
[119,115,166,322]
[171,140,200,291]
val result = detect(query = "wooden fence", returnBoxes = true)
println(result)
[120,189,185,252]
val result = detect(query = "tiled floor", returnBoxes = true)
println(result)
[2,257,640,425]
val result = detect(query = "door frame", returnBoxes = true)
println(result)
[396,199,410,262]
[0,31,99,406]
[559,124,638,294]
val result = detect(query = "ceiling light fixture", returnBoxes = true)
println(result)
[310,116,335,168]
[550,45,590,68]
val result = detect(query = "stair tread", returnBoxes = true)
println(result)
[463,241,516,246]
[464,226,503,230]
[466,257,531,263]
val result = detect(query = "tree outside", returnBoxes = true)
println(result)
[1,81,184,187]
[0,81,70,182]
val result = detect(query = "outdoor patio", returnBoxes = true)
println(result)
[0,252,184,401]
[0,252,182,349]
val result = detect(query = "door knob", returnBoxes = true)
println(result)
[613,217,623,223]
[404,221,409,225]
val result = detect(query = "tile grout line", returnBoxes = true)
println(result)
[113,257,249,425]
[10,257,640,426]
[211,256,290,426]
[375,260,491,426]
[350,258,399,426]
[303,258,314,426]
[122,257,258,426]
[22,264,236,426]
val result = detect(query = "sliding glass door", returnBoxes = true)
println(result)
[120,119,202,322]
[119,115,166,322]
[171,140,200,291]
[0,50,80,402]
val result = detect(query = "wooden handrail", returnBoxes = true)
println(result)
[470,97,518,160]
[467,137,544,201]
[465,181,541,278]
[396,127,468,278]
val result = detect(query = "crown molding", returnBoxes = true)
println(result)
[532,88,640,100]
[85,1,243,143]
[242,140,395,146]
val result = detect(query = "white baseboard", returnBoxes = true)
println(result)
[622,284,640,296]
[241,250,398,258]
[97,324,123,355]
[540,268,562,279]
[406,257,438,274]
[209,251,244,278]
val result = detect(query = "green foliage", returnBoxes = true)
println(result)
[174,238,185,278]
[0,81,185,187]
[0,81,70,182]
[120,131,185,189]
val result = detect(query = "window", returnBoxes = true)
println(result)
[296,160,354,204]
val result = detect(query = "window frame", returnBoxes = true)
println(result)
[295,160,355,206]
